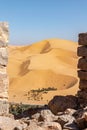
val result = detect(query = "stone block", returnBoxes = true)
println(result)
[0,47,8,66]
[0,92,8,99]
[77,90,87,99]
[0,22,9,115]
[0,22,9,47]
[79,80,87,90]
[78,33,87,45]
[77,90,87,107]
[78,70,87,80]
[77,46,87,56]
[0,72,8,98]
[0,101,9,115]
[78,58,87,70]
[0,65,6,73]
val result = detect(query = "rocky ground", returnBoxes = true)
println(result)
[0,95,87,130]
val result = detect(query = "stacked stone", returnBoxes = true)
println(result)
[0,22,9,114]
[77,33,87,107]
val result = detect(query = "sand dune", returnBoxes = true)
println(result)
[7,39,78,104]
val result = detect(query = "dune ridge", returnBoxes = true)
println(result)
[7,39,78,104]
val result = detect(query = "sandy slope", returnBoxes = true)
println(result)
[7,39,78,104]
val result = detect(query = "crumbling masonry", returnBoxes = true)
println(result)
[0,22,9,114]
[77,33,87,107]
[0,22,87,114]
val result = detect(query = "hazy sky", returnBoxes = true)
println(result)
[0,0,87,45]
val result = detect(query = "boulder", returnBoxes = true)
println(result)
[48,95,78,114]
[78,33,87,45]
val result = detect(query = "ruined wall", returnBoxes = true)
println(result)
[77,33,87,107]
[0,22,9,114]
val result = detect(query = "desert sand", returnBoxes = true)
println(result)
[7,39,79,105]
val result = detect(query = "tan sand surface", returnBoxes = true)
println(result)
[7,39,78,105]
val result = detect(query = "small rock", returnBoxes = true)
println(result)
[64,109,76,116]
[75,111,87,129]
[40,109,58,122]
[57,114,77,129]
[32,113,40,120]
[32,109,58,122]
[39,121,62,130]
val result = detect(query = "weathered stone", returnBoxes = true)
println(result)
[0,68,7,98]
[77,46,87,56]
[78,70,87,80]
[0,93,8,100]
[79,80,87,90]
[32,109,58,122]
[20,118,30,126]
[26,119,43,130]
[75,111,87,129]
[0,22,9,114]
[78,58,87,70]
[57,114,78,130]
[0,73,8,93]
[0,22,9,47]
[0,47,8,66]
[0,116,27,130]
[39,122,62,130]
[0,66,6,73]
[39,109,58,122]
[48,95,78,114]
[64,109,76,116]
[32,113,40,120]
[77,90,87,107]
[78,33,87,45]
[0,101,9,115]
[77,90,87,100]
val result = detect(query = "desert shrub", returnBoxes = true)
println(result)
[9,102,43,119]
[27,87,57,101]
[30,87,57,93]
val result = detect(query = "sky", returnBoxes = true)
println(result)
[0,0,87,45]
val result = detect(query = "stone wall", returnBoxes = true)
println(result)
[0,22,9,114]
[77,33,87,107]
